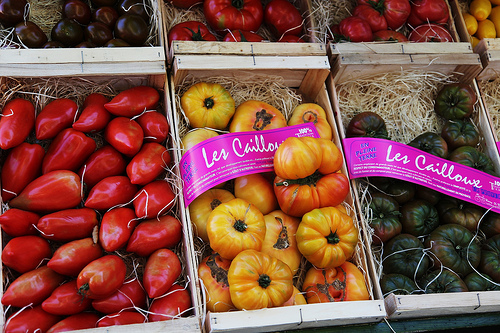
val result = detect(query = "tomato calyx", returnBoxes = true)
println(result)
[273,217,290,250]
[204,96,215,108]
[206,253,229,286]
[274,170,322,187]
[258,273,272,288]
[253,109,274,130]
[78,283,91,297]
[185,26,211,41]
[326,230,340,245]
[231,0,245,9]
[210,198,222,210]
[301,110,319,124]
[233,219,248,232]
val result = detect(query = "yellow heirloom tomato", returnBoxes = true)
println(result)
[229,100,287,132]
[228,249,293,310]
[233,173,278,215]
[296,206,358,269]
[288,103,333,140]
[206,198,266,260]
[181,128,219,155]
[181,82,235,130]
[282,286,307,306]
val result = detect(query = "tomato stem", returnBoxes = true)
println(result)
[258,274,271,288]
[77,283,90,298]
[185,26,208,41]
[275,170,322,187]
[232,0,245,9]
[204,96,215,109]
[326,230,340,245]
[233,219,248,232]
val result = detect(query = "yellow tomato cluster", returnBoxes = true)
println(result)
[465,0,500,47]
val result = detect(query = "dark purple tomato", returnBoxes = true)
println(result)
[0,0,27,27]
[91,0,117,6]
[92,6,119,28]
[63,0,91,25]
[43,41,65,48]
[51,18,84,47]
[117,0,149,22]
[15,21,48,48]
[85,21,113,46]
[75,41,96,47]
[114,14,148,46]
[105,38,130,47]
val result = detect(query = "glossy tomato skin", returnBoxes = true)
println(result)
[361,0,411,30]
[98,311,146,326]
[77,254,127,299]
[148,284,192,321]
[373,29,409,41]
[233,173,278,215]
[278,34,304,42]
[8,170,82,213]
[0,0,28,27]
[448,146,496,175]
[0,98,35,149]
[133,180,176,219]
[47,237,103,276]
[99,207,138,252]
[15,21,48,48]
[92,278,147,314]
[2,266,65,307]
[117,0,149,21]
[420,270,468,293]
[42,128,97,174]
[37,208,98,242]
[198,252,235,312]
[441,119,480,150]
[36,98,78,140]
[1,142,45,202]
[383,233,429,278]
[346,111,390,139]
[407,0,449,27]
[223,29,264,42]
[85,175,138,210]
[204,0,263,32]
[104,117,144,157]
[168,21,217,42]
[93,6,119,28]
[2,235,51,273]
[42,280,93,315]
[105,85,160,117]
[126,214,182,256]
[126,142,170,185]
[78,145,127,189]
[136,110,169,143]
[408,23,453,42]
[51,18,84,47]
[480,235,500,283]
[0,208,39,237]
[167,0,202,9]
[47,312,100,332]
[143,248,182,298]
[380,273,419,295]
[400,199,439,237]
[353,4,388,32]
[264,0,303,37]
[339,16,373,42]
[229,100,287,132]
[85,21,114,46]
[434,83,476,120]
[4,306,61,333]
[408,132,448,158]
[368,192,402,245]
[63,0,91,25]
[114,14,148,46]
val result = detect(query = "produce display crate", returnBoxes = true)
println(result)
[327,50,500,320]
[162,0,323,65]
[318,0,472,56]
[168,54,387,332]
[0,73,201,332]
[0,0,166,76]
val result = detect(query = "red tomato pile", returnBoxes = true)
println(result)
[179,80,370,312]
[0,84,192,332]
[332,0,453,43]
[167,0,306,43]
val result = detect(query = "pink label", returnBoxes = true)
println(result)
[344,137,500,213]
[180,123,320,207]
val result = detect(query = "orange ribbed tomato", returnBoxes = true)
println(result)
[288,103,332,140]
[282,286,307,306]
[198,252,236,312]
[296,206,358,269]
[233,173,278,215]
[229,100,287,132]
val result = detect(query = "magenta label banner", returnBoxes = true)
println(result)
[344,137,500,213]
[180,123,320,207]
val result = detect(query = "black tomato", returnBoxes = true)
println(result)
[92,6,119,28]
[105,38,130,47]
[85,21,113,46]
[0,0,27,27]
[63,0,91,25]
[114,14,148,46]
[117,0,149,22]
[15,21,48,48]
[51,18,84,47]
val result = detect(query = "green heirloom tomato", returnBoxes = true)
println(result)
[480,211,500,238]
[380,273,420,296]
[346,111,390,139]
[420,270,468,293]
[448,146,496,176]
[434,83,477,120]
[383,233,429,279]
[369,192,402,245]
[408,132,448,158]
[436,196,485,232]
[370,177,415,205]
[441,119,480,150]
[415,185,442,205]
[464,272,500,291]
[400,199,439,237]
[425,224,481,277]
[479,234,500,283]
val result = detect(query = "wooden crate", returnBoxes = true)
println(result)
[169,54,386,332]
[0,73,201,332]
[0,0,166,76]
[327,51,500,319]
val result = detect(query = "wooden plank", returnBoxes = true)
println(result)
[62,318,200,333]
[330,42,472,55]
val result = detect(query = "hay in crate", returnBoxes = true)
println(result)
[0,76,195,321]
[479,77,500,141]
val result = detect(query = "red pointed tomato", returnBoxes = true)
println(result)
[204,0,263,32]
[8,170,82,213]
[104,116,144,157]
[198,252,235,312]
[2,266,65,307]
[408,23,453,42]
[1,142,45,202]
[148,284,191,321]
[133,180,176,219]
[144,248,182,298]
[77,255,127,299]
[47,312,100,332]
[339,16,373,42]
[223,29,264,42]
[359,0,411,30]
[78,145,127,189]
[73,93,111,133]
[47,237,103,276]
[35,98,78,140]
[126,142,170,185]
[104,86,160,118]
[0,208,39,237]
[97,311,146,327]
[42,280,93,315]
[4,306,61,333]
[99,207,138,252]
[92,278,147,314]
[126,214,182,256]
[353,4,388,32]
[85,175,138,210]
[0,98,35,149]
[42,128,96,174]
[264,0,303,37]
[136,110,169,144]
[406,0,449,27]
[37,208,98,242]
[168,21,217,43]
[2,235,51,273]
